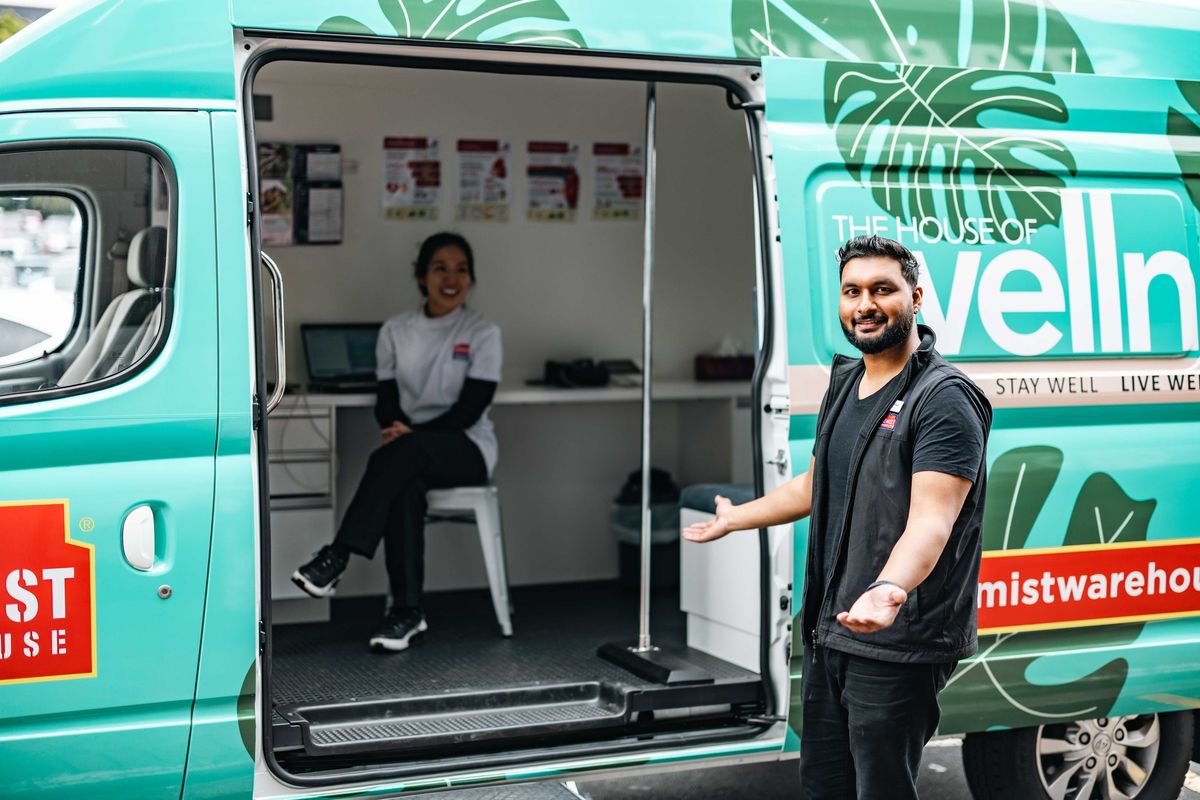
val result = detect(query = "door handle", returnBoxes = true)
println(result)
[261,252,287,414]
[123,505,155,570]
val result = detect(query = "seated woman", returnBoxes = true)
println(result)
[293,232,501,652]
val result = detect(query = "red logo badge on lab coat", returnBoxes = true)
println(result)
[0,501,95,684]
[453,343,470,361]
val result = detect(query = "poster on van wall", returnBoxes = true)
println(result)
[257,142,294,245]
[383,137,441,221]
[527,141,579,222]
[456,139,510,223]
[592,143,644,221]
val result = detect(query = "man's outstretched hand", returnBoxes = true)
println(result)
[681,495,737,543]
[836,583,908,633]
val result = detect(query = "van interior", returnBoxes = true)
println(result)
[252,56,776,779]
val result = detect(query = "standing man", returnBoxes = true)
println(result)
[684,235,992,800]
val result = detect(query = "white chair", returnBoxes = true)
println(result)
[426,485,513,637]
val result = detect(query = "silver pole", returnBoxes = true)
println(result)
[636,82,657,653]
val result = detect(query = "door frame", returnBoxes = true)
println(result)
[236,33,792,789]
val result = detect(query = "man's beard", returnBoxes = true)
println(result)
[841,307,914,355]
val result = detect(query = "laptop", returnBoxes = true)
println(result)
[301,323,381,393]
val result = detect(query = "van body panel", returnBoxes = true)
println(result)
[251,737,786,798]
[226,0,1200,80]
[180,110,259,800]
[0,0,234,106]
[0,111,218,797]
[5,0,1200,112]
[763,53,1200,742]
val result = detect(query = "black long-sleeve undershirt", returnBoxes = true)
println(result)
[374,378,497,432]
[374,380,408,428]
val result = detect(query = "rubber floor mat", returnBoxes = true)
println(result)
[271,581,756,708]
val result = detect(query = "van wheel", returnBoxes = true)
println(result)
[962,712,1193,800]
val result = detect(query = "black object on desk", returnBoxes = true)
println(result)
[541,358,610,388]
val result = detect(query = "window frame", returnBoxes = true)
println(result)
[0,187,91,369]
[0,139,179,408]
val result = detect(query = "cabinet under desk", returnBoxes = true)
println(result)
[265,381,753,623]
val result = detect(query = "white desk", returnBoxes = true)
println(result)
[267,381,751,623]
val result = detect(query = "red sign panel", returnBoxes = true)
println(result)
[0,501,95,684]
[978,539,1200,634]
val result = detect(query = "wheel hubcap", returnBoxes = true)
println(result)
[1036,715,1161,800]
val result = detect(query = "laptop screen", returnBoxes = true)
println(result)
[302,323,381,383]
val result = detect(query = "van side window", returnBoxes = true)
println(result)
[0,147,172,400]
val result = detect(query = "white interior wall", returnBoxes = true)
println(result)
[255,62,758,590]
[255,62,756,386]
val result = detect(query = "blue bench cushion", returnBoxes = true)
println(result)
[679,483,757,513]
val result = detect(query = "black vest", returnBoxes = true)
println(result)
[802,325,992,663]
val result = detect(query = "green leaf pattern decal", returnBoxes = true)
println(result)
[937,447,1157,733]
[825,64,1076,239]
[320,0,585,49]
[982,445,1062,552]
[1168,80,1200,213]
[731,0,1093,72]
[733,1,1092,237]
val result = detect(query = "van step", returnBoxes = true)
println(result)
[275,673,764,757]
[278,683,627,757]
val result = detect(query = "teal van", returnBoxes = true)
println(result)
[1,1,1198,798]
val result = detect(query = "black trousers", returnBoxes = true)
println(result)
[334,430,487,610]
[799,646,957,800]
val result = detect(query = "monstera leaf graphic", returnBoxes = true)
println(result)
[320,0,585,49]
[731,0,1093,72]
[982,445,1063,552]
[1064,473,1156,548]
[1168,80,1200,212]
[826,64,1076,237]
[938,447,1157,733]
[732,0,1090,237]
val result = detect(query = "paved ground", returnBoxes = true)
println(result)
[572,744,1200,799]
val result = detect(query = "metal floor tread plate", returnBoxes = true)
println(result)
[288,683,629,755]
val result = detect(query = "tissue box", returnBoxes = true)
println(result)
[694,354,754,381]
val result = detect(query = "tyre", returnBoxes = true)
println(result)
[962,712,1193,800]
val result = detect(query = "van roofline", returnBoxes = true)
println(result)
[0,99,237,116]
[4,0,1200,107]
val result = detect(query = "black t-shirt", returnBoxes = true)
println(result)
[815,374,986,586]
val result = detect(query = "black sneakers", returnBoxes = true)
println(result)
[369,607,428,652]
[291,545,349,598]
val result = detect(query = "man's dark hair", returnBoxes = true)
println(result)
[414,231,475,296]
[836,235,920,288]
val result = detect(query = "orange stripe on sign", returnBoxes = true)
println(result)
[977,540,1200,635]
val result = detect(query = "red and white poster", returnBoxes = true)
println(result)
[0,501,95,684]
[978,539,1200,634]
[384,136,441,220]
[527,141,579,222]
[456,139,510,222]
[592,142,644,221]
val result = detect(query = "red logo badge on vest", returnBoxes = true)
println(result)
[880,399,904,430]
[453,343,470,361]
[0,501,96,685]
